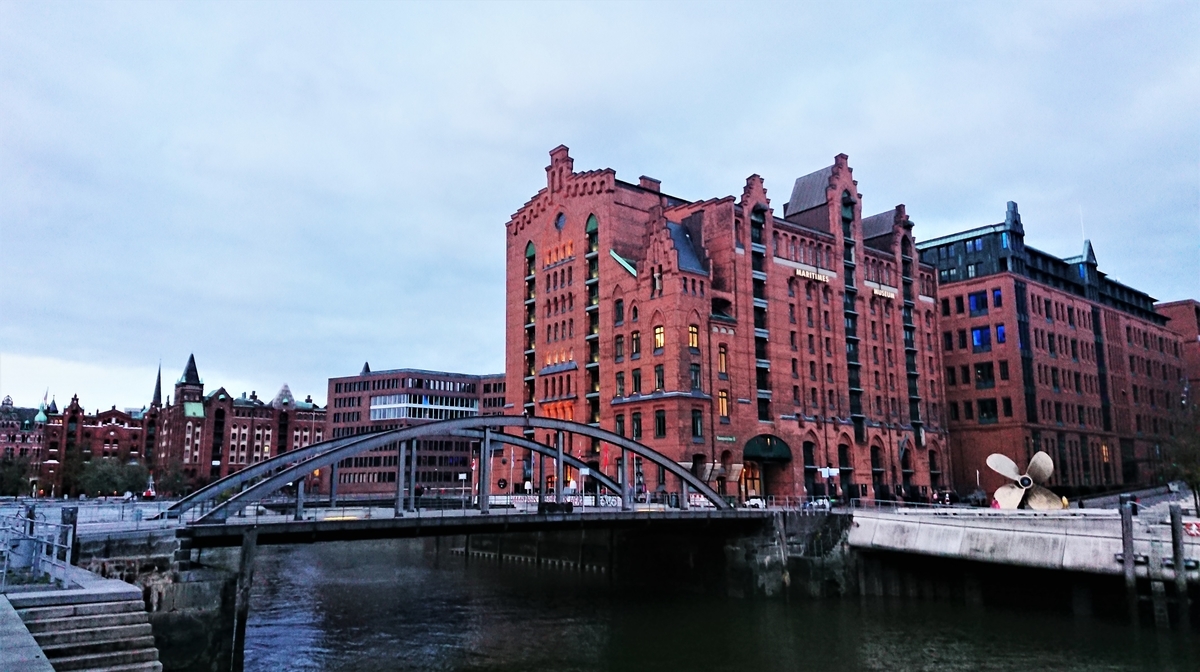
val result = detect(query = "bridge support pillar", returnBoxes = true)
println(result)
[1121,498,1138,624]
[294,480,305,522]
[330,463,339,509]
[231,527,258,672]
[681,482,690,511]
[408,442,418,512]
[480,430,492,515]
[621,449,633,512]
[555,431,564,506]
[1170,503,1190,631]
[395,440,407,517]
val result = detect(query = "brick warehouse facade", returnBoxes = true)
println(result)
[1155,299,1200,404]
[156,355,325,492]
[918,203,1189,497]
[322,365,505,498]
[502,146,949,503]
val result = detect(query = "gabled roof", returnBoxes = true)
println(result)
[783,166,833,217]
[862,209,897,240]
[666,222,708,274]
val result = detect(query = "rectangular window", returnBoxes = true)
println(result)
[941,298,950,316]
[631,412,642,439]
[688,325,699,350]
[653,325,665,351]
[718,391,730,419]
[654,365,664,391]
[996,324,1006,344]
[757,398,771,422]
[943,331,954,352]
[961,365,970,385]
[654,410,667,438]
[631,369,642,394]
[614,336,625,361]
[971,327,992,352]
[615,372,626,397]
[974,362,996,389]
[958,330,968,349]
[955,296,965,314]
[614,299,624,325]
[691,409,703,439]
[999,360,1010,380]
[946,367,957,386]
[978,399,998,423]
[718,344,728,377]
[1002,397,1013,417]
[615,414,626,437]
[992,288,1003,307]
[949,402,960,420]
[631,331,641,357]
[968,291,988,316]
[963,400,974,420]
[690,363,702,390]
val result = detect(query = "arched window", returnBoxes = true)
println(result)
[653,325,665,351]
[688,324,700,350]
[525,241,536,276]
[586,214,599,253]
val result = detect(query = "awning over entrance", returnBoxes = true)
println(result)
[743,435,793,463]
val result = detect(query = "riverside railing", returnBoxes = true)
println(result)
[0,508,75,592]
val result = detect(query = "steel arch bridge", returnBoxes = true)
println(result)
[169,416,729,524]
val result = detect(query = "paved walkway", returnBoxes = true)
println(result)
[0,596,54,672]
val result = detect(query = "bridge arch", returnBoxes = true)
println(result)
[182,416,729,523]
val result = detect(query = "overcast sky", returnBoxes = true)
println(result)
[1,1,1197,411]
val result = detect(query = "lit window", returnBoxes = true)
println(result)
[688,325,699,350]
[718,391,729,418]
[654,325,665,350]
[718,344,728,376]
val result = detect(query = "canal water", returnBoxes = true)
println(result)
[244,539,1197,672]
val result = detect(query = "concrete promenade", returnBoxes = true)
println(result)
[848,505,1200,579]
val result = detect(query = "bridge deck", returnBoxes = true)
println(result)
[178,508,774,548]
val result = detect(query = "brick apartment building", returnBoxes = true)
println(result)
[918,203,1188,496]
[42,393,159,496]
[155,355,325,492]
[1155,299,1200,403]
[322,364,505,497]
[1,395,48,496]
[502,146,949,503]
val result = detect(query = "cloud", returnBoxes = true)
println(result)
[0,1,1197,409]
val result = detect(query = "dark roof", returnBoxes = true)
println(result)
[862,209,897,240]
[666,222,708,274]
[152,366,162,406]
[180,354,201,385]
[783,166,833,217]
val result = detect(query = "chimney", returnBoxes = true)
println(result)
[639,176,661,192]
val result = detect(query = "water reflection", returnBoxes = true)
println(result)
[245,539,1197,672]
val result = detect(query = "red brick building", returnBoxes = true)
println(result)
[1155,300,1200,403]
[918,203,1188,496]
[0,395,48,496]
[502,147,949,503]
[40,392,159,497]
[155,355,325,492]
[321,365,505,497]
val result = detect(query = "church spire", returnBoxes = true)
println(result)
[152,364,163,407]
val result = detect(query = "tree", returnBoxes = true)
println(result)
[77,460,150,497]
[0,457,30,496]
[1163,400,1200,513]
